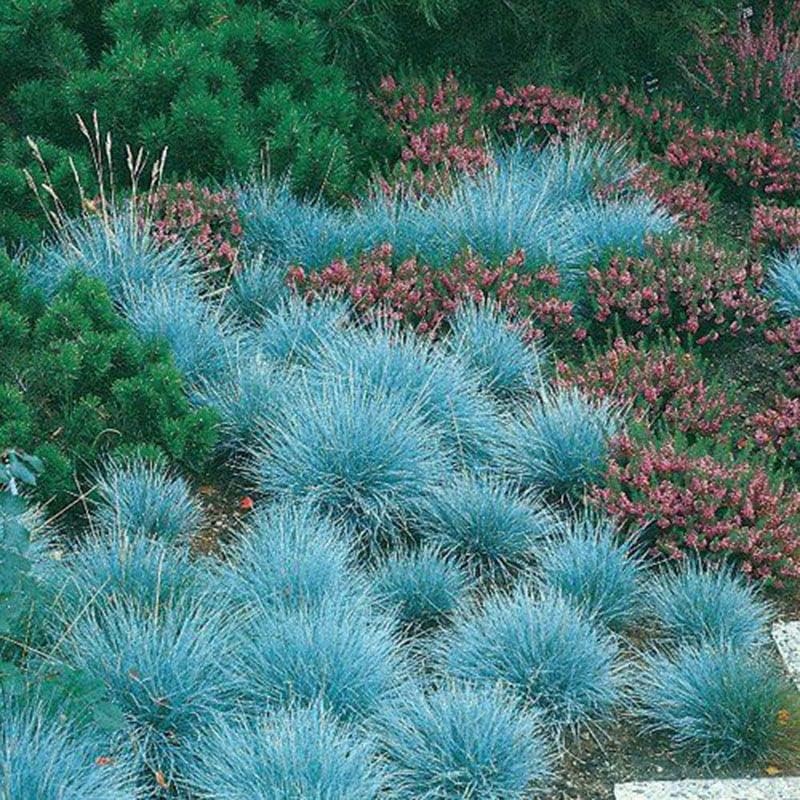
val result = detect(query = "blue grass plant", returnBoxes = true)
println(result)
[253,373,447,540]
[377,682,553,800]
[56,596,238,793]
[188,703,385,800]
[221,501,355,613]
[225,250,292,325]
[251,295,348,366]
[441,587,623,730]
[448,300,548,402]
[235,596,404,720]
[0,703,136,799]
[647,560,773,650]
[639,644,800,766]
[372,546,468,626]
[536,515,642,630]
[91,455,203,542]
[422,474,555,577]
[505,387,622,497]
[122,282,233,383]
[767,248,800,318]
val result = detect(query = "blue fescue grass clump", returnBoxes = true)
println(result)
[639,644,800,767]
[57,596,237,793]
[253,374,447,540]
[52,533,198,621]
[506,387,621,497]
[441,587,623,730]
[314,325,507,473]
[536,515,642,631]
[91,455,203,542]
[251,295,348,366]
[225,251,291,325]
[192,349,296,452]
[447,301,548,402]
[372,546,468,626]
[422,474,555,577]
[122,282,233,383]
[767,248,800,318]
[221,501,355,613]
[377,683,553,800]
[647,561,773,650]
[235,179,365,269]
[188,703,385,800]
[27,213,196,302]
[0,704,136,800]
[236,597,404,721]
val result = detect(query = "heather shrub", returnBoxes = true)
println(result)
[639,644,800,767]
[767,248,800,318]
[57,597,238,795]
[421,474,555,578]
[235,597,404,721]
[90,455,203,542]
[647,561,773,650]
[766,318,800,391]
[752,204,800,252]
[505,387,621,498]
[372,546,468,627]
[536,515,643,631]
[448,300,548,401]
[252,373,447,541]
[595,431,800,585]
[441,587,624,730]
[556,337,741,442]
[148,181,242,286]
[586,237,771,345]
[377,683,553,800]
[0,704,136,800]
[749,394,800,464]
[188,704,385,800]
[220,501,355,614]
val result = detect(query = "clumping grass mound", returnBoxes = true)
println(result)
[0,704,136,800]
[193,350,297,452]
[225,251,291,325]
[448,300,548,401]
[422,473,555,577]
[235,597,404,721]
[441,587,623,730]
[767,248,800,319]
[91,455,203,543]
[57,597,237,793]
[253,374,447,540]
[505,387,621,497]
[188,703,385,800]
[536,515,642,630]
[372,546,468,627]
[377,682,553,800]
[251,296,348,366]
[647,561,773,650]
[314,324,507,473]
[639,644,800,767]
[220,501,355,613]
[52,533,198,621]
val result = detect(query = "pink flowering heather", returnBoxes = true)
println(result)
[683,1,800,128]
[287,245,582,340]
[748,394,800,464]
[372,74,491,195]
[148,181,242,284]
[556,337,741,441]
[586,238,771,344]
[766,318,800,390]
[751,203,800,250]
[484,84,598,141]
[593,433,800,586]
